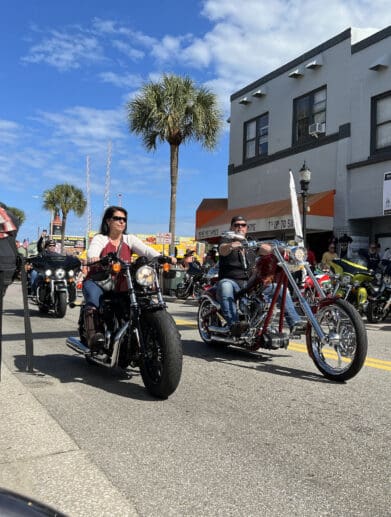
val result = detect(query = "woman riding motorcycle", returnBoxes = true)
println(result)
[83,206,176,358]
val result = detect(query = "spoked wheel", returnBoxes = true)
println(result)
[366,301,383,323]
[140,311,182,399]
[197,297,223,344]
[175,284,190,299]
[307,298,367,382]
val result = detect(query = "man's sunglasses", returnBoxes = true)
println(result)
[112,216,127,222]
[234,223,247,227]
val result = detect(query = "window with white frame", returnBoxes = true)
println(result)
[244,113,269,160]
[372,91,391,154]
[293,86,326,145]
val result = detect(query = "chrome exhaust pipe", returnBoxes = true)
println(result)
[208,325,229,334]
[211,335,244,345]
[66,336,90,355]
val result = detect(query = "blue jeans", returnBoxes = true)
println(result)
[216,278,244,326]
[82,279,104,309]
[263,283,301,328]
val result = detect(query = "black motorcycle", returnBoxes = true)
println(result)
[66,253,183,399]
[366,261,391,323]
[175,262,207,299]
[29,254,81,317]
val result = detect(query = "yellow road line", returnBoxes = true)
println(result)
[174,317,391,372]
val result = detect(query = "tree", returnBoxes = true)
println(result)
[127,74,222,255]
[6,206,25,226]
[43,184,86,252]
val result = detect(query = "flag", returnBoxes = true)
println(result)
[289,170,303,245]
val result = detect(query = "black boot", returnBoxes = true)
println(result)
[84,307,105,354]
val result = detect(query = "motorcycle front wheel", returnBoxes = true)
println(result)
[366,300,383,323]
[307,298,367,382]
[175,283,190,299]
[140,310,182,399]
[54,291,67,318]
[197,297,223,344]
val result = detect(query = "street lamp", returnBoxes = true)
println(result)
[299,162,311,248]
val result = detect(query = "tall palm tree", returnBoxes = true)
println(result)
[43,184,86,252]
[127,74,222,255]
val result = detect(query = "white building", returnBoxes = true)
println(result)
[196,26,391,258]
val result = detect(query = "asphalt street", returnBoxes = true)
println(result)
[1,282,390,516]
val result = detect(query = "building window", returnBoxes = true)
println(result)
[293,86,326,145]
[371,91,391,154]
[244,113,269,160]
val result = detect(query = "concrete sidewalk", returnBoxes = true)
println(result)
[0,362,139,517]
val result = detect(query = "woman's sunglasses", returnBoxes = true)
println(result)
[112,216,127,222]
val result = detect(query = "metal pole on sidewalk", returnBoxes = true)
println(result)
[0,271,4,381]
[20,258,34,372]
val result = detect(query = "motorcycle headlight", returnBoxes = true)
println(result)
[341,275,351,286]
[68,269,75,278]
[55,268,66,280]
[44,269,52,277]
[135,265,156,287]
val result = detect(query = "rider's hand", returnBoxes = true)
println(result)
[170,256,177,265]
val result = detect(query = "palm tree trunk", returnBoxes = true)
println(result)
[169,144,179,256]
[61,213,67,253]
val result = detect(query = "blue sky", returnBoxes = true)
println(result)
[1,0,390,242]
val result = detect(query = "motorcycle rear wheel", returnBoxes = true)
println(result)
[366,301,383,323]
[140,311,182,399]
[307,298,367,382]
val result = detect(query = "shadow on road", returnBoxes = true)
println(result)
[12,353,158,401]
[182,338,330,384]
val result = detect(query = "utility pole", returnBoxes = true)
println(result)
[104,140,112,210]
[86,155,91,249]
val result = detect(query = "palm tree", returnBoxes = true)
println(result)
[6,206,25,226]
[127,74,222,255]
[43,184,86,252]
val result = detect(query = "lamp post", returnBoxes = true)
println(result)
[299,162,311,247]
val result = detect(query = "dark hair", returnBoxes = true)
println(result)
[100,206,128,235]
[230,215,247,226]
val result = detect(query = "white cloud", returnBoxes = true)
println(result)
[22,30,104,71]
[112,40,145,60]
[99,71,143,89]
[0,119,21,144]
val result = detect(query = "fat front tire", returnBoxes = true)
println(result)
[140,310,182,399]
[307,298,367,382]
[55,291,67,318]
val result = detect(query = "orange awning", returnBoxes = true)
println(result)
[196,190,335,240]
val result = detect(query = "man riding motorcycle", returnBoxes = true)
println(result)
[30,239,61,296]
[217,216,304,337]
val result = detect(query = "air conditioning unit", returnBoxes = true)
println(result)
[308,122,326,136]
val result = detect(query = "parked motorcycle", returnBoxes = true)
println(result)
[198,240,367,382]
[329,258,375,315]
[366,261,391,323]
[66,253,182,399]
[28,254,81,317]
[175,262,207,300]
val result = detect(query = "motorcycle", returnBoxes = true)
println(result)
[175,262,207,300]
[366,261,391,323]
[28,254,81,317]
[197,240,368,382]
[66,253,182,399]
[329,257,375,315]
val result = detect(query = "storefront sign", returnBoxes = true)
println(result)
[383,172,391,215]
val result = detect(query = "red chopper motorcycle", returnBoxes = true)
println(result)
[197,240,368,382]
